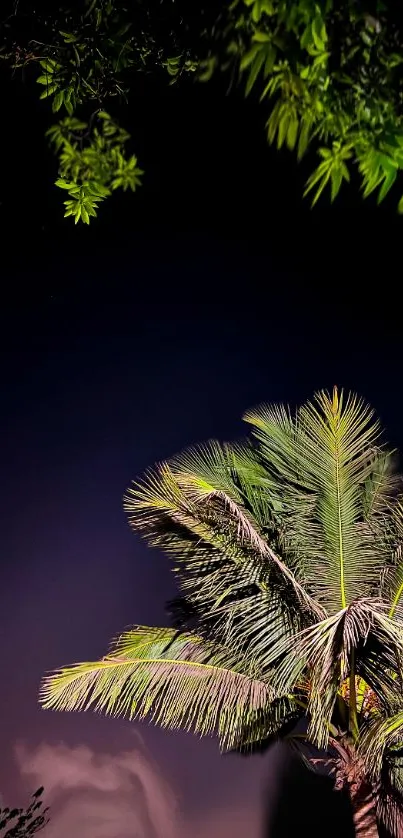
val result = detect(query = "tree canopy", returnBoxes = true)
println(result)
[2,0,403,223]
[41,388,403,836]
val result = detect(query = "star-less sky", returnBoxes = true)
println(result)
[1,54,403,838]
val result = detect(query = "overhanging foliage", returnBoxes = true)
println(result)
[2,1,403,222]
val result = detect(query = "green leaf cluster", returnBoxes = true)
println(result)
[46,111,143,223]
[5,0,403,219]
[233,0,403,209]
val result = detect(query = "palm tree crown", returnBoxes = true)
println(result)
[40,389,403,836]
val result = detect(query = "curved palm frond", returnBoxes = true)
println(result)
[230,695,302,754]
[125,442,321,613]
[124,442,323,671]
[40,626,273,750]
[360,710,403,780]
[265,599,403,749]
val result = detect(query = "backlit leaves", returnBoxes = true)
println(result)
[235,0,403,210]
[46,112,143,223]
[6,0,403,220]
[304,143,352,205]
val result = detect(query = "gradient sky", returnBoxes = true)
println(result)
[2,46,403,835]
[0,257,288,836]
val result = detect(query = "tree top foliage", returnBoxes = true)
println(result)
[2,0,403,223]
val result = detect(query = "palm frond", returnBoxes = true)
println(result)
[231,696,302,754]
[124,442,323,672]
[297,390,383,611]
[125,442,321,615]
[360,709,403,781]
[40,626,272,750]
[245,388,383,613]
[265,599,403,749]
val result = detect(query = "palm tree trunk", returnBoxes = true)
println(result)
[328,736,379,838]
[349,780,378,838]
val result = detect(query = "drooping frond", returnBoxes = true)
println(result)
[125,442,321,614]
[124,441,323,671]
[245,388,384,613]
[230,695,302,754]
[40,627,272,750]
[361,710,403,780]
[264,599,403,749]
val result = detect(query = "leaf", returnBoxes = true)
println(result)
[330,167,342,201]
[241,43,268,73]
[304,162,332,205]
[253,31,271,43]
[39,84,58,99]
[286,115,299,151]
[59,30,79,43]
[52,90,64,113]
[267,99,283,143]
[65,95,74,116]
[245,49,266,95]
[55,179,76,189]
[304,147,351,206]
[311,13,327,51]
[264,44,276,77]
[377,168,398,204]
[297,114,312,160]
[39,57,60,74]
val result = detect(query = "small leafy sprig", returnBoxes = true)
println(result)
[46,111,143,223]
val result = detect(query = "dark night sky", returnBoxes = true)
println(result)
[0,60,403,837]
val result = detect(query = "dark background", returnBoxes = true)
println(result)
[0,60,400,837]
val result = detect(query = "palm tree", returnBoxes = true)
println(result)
[40,388,403,837]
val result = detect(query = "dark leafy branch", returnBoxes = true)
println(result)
[2,0,403,222]
[0,788,49,838]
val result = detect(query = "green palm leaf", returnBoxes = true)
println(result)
[245,388,383,612]
[127,443,322,597]
[361,711,403,779]
[269,599,403,748]
[40,627,272,749]
[124,442,323,669]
